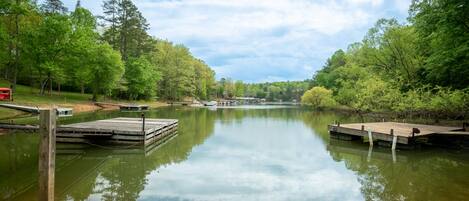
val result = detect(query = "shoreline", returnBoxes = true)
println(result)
[0,101,169,119]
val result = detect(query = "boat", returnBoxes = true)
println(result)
[203,101,217,106]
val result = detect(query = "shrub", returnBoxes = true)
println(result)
[301,86,336,109]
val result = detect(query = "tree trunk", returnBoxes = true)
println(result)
[40,78,49,95]
[81,84,84,94]
[49,77,52,96]
[12,0,20,92]
[57,82,61,95]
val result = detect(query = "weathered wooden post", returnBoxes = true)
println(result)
[367,129,373,146]
[391,129,397,150]
[141,113,146,145]
[38,109,56,201]
[367,145,373,162]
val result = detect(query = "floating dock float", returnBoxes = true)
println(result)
[328,122,469,148]
[0,103,73,117]
[0,117,178,145]
[57,118,177,145]
[119,105,149,112]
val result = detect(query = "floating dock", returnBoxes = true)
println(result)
[328,122,469,148]
[57,118,177,145]
[119,104,149,111]
[0,103,73,116]
[0,117,178,145]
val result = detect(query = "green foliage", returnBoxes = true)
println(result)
[307,1,469,116]
[301,86,336,109]
[151,40,214,101]
[351,76,400,112]
[410,0,469,89]
[88,43,124,101]
[214,79,311,101]
[124,56,160,100]
[0,0,215,101]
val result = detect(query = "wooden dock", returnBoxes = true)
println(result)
[328,122,468,148]
[0,117,178,145]
[0,103,73,116]
[119,105,149,111]
[57,118,178,145]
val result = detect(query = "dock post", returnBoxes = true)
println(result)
[141,113,146,145]
[38,109,56,201]
[391,129,397,150]
[367,145,373,162]
[367,129,373,146]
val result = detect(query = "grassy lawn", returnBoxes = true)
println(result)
[0,80,167,118]
[0,80,92,106]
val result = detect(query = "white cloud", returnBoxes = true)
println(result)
[68,0,410,82]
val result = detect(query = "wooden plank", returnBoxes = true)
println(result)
[337,122,459,137]
[436,131,469,135]
[38,109,56,201]
[329,125,409,144]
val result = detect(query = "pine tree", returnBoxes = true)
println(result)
[41,0,67,14]
[75,0,81,10]
[101,0,151,61]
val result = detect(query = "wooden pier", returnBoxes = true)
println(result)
[57,118,178,145]
[119,104,149,111]
[0,117,178,145]
[0,103,73,116]
[328,122,468,148]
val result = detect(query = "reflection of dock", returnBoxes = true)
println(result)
[328,122,467,146]
[328,139,409,162]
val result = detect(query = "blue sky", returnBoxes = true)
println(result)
[62,0,411,83]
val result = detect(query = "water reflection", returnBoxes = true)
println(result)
[0,106,468,201]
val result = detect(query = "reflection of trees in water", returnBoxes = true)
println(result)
[327,140,469,201]
[0,133,40,200]
[58,107,218,201]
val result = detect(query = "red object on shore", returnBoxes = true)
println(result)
[0,88,12,101]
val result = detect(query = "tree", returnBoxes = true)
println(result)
[101,0,151,61]
[124,56,160,100]
[41,0,67,14]
[410,0,469,89]
[234,80,244,97]
[88,44,124,101]
[301,86,335,109]
[361,19,422,89]
[22,13,72,95]
[0,0,33,91]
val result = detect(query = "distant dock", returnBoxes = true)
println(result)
[0,103,73,116]
[328,122,469,148]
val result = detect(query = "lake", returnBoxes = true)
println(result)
[1,106,469,201]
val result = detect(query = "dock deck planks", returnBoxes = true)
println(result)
[328,122,465,145]
[57,117,178,145]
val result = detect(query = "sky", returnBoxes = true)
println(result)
[62,0,412,83]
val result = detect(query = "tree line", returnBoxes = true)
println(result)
[303,0,469,117]
[0,0,215,101]
[215,78,311,102]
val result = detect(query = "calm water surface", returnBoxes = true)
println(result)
[1,106,469,201]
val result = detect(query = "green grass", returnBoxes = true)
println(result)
[0,80,92,106]
[0,80,164,109]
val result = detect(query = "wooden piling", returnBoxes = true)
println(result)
[38,109,56,201]
[368,129,373,146]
